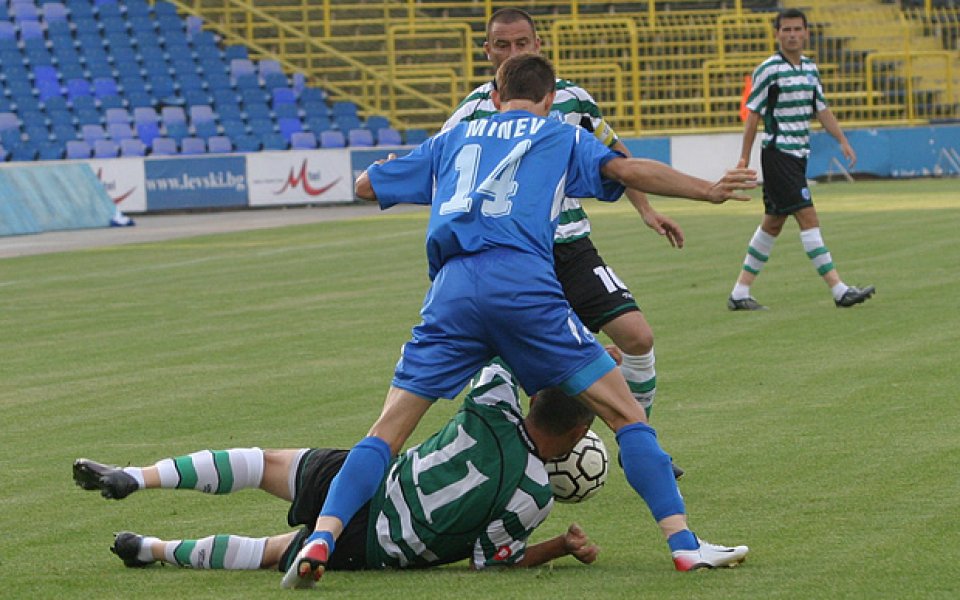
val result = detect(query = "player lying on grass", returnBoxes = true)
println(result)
[73,361,601,576]
[286,53,753,586]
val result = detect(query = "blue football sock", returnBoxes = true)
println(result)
[615,422,686,521]
[667,529,699,552]
[305,530,337,555]
[318,436,392,530]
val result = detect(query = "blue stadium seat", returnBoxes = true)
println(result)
[38,142,65,161]
[300,88,327,104]
[93,78,120,99]
[247,118,274,136]
[332,101,358,117]
[232,134,260,152]
[306,116,332,133]
[274,103,300,120]
[120,137,146,157]
[81,125,107,144]
[319,130,345,148]
[272,87,297,106]
[224,45,248,61]
[278,117,302,141]
[300,99,332,119]
[207,135,232,153]
[335,115,361,132]
[93,138,119,158]
[404,128,428,144]
[244,103,272,121]
[105,108,132,125]
[348,128,374,147]
[51,123,78,143]
[162,106,188,126]
[151,137,178,156]
[11,142,40,162]
[189,105,216,124]
[42,2,69,24]
[180,136,206,155]
[66,140,92,159]
[289,131,317,150]
[193,120,218,139]
[136,122,161,147]
[107,123,134,141]
[260,132,288,151]
[263,72,289,91]
[220,120,247,139]
[230,59,256,80]
[66,79,94,101]
[365,115,391,131]
[11,3,40,23]
[376,127,403,146]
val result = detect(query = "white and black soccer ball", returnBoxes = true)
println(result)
[545,429,609,503]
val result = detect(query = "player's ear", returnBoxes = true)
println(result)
[492,88,502,110]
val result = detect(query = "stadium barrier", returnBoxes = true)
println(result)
[0,164,115,236]
[6,123,957,228]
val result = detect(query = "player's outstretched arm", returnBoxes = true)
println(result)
[513,524,599,568]
[603,158,757,204]
[354,153,398,201]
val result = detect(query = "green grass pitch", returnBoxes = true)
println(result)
[1,179,958,598]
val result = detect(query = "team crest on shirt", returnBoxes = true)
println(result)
[494,545,513,561]
[548,109,564,122]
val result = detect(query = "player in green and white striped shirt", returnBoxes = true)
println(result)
[73,361,601,575]
[728,8,874,310]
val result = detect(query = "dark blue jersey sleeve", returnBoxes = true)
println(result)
[368,137,440,209]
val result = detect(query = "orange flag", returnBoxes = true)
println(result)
[739,74,752,121]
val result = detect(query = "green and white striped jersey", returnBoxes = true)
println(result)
[442,79,620,243]
[746,53,828,159]
[365,362,554,569]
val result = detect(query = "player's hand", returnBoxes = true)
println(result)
[280,538,329,589]
[373,153,398,166]
[736,157,749,169]
[840,141,857,168]
[563,523,599,565]
[707,168,758,203]
[641,209,685,249]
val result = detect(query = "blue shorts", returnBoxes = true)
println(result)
[393,248,616,401]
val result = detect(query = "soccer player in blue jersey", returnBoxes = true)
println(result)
[73,361,600,577]
[286,54,756,585]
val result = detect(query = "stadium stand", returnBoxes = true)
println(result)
[0,0,407,162]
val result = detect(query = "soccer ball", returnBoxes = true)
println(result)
[545,429,609,503]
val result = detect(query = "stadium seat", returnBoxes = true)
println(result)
[272,87,297,106]
[107,123,134,141]
[93,78,120,99]
[348,129,374,147]
[11,142,40,162]
[300,87,327,105]
[66,79,94,102]
[42,3,69,24]
[331,101,358,117]
[264,72,289,92]
[38,142,65,161]
[161,106,188,127]
[151,137,178,156]
[232,134,260,152]
[193,120,219,140]
[306,117,333,133]
[180,137,206,155]
[335,115,362,132]
[207,135,232,153]
[258,59,283,79]
[224,45,248,61]
[278,117,303,141]
[289,131,317,150]
[81,125,107,144]
[376,127,403,146]
[65,140,92,159]
[319,130,346,148]
[230,59,256,80]
[93,139,119,158]
[136,122,161,147]
[105,108,132,126]
[260,132,288,151]
[274,103,300,120]
[120,138,146,157]
[365,115,391,131]
[404,129,428,144]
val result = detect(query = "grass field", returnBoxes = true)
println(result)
[1,179,958,598]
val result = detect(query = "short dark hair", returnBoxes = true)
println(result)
[529,386,595,436]
[486,7,537,40]
[495,54,555,103]
[774,8,807,30]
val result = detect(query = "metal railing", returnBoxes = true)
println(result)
[168,1,960,134]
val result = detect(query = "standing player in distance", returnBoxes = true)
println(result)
[728,8,875,310]
[284,54,754,586]
[444,8,683,423]
[73,361,601,580]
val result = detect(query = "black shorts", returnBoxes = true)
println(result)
[278,448,372,572]
[553,236,640,333]
[761,146,813,216]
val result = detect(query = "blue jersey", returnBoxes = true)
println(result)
[368,110,624,280]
